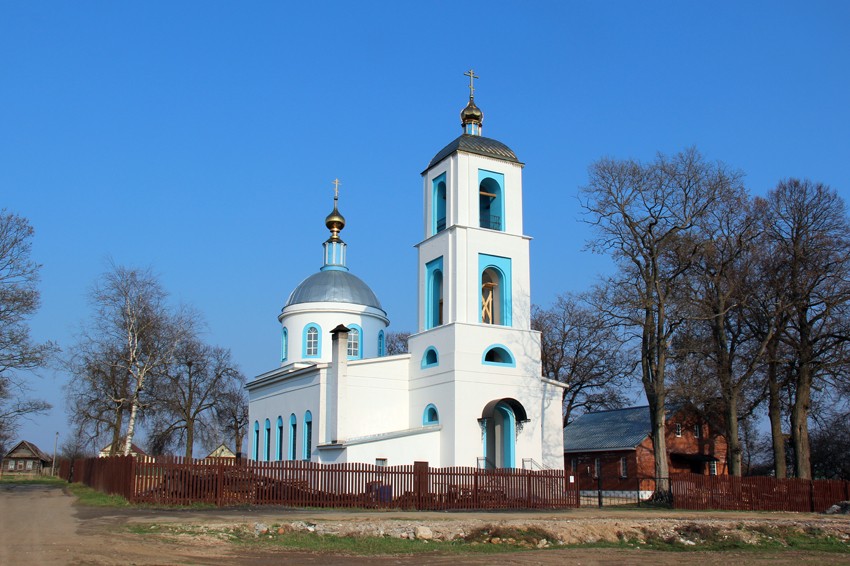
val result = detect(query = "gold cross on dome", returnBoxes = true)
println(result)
[464,69,479,98]
[332,178,341,200]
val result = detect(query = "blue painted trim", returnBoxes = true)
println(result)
[478,169,505,232]
[346,324,363,360]
[288,414,297,460]
[320,265,348,272]
[478,254,512,326]
[302,323,322,358]
[496,402,516,468]
[281,327,288,362]
[482,344,516,367]
[276,416,284,461]
[263,418,271,462]
[253,421,259,461]
[422,403,439,425]
[421,346,439,369]
[303,410,313,461]
[425,256,444,330]
[378,330,385,357]
[431,173,447,236]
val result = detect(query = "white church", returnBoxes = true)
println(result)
[247,75,565,469]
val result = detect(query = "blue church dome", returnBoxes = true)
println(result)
[284,269,384,311]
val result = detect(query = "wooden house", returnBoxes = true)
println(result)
[98,440,148,458]
[563,406,728,493]
[2,440,52,475]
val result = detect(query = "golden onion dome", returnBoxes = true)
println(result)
[325,206,345,238]
[460,97,483,126]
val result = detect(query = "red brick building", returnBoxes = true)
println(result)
[563,406,728,493]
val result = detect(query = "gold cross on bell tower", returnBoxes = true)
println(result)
[464,69,479,98]
[332,178,341,202]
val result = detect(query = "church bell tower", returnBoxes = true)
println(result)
[408,71,545,469]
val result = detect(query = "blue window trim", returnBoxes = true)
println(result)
[478,169,505,232]
[263,418,271,461]
[302,323,322,358]
[425,256,444,330]
[252,421,259,460]
[432,173,447,235]
[281,327,288,362]
[276,416,284,461]
[303,410,313,461]
[421,346,439,369]
[378,330,385,357]
[423,403,439,425]
[346,324,363,360]
[478,254,512,326]
[482,344,516,367]
[288,414,297,460]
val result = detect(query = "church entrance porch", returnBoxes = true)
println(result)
[479,398,528,469]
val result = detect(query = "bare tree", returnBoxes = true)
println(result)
[679,188,784,475]
[761,179,850,479]
[0,210,54,452]
[214,376,249,458]
[532,292,633,426]
[64,341,132,455]
[581,148,736,482]
[74,264,185,456]
[384,331,410,355]
[148,334,243,459]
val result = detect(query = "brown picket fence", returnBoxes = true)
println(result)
[59,456,579,510]
[670,473,850,513]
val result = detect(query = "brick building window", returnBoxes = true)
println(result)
[675,423,682,437]
[620,456,628,478]
[693,423,701,438]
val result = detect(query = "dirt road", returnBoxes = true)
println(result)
[1,482,848,565]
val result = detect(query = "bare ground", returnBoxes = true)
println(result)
[1,482,849,565]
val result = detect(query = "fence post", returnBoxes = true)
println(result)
[809,480,816,513]
[216,460,223,508]
[597,473,603,509]
[128,456,136,502]
[526,471,533,508]
[413,461,428,510]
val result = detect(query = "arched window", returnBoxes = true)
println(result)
[432,174,447,234]
[276,416,284,460]
[288,414,297,460]
[252,421,259,461]
[281,327,288,362]
[378,330,385,357]
[425,257,444,329]
[303,324,321,358]
[421,346,439,369]
[303,410,313,461]
[482,345,515,367]
[347,325,362,359]
[263,418,271,461]
[481,267,502,325]
[479,254,512,326]
[478,171,504,231]
[423,403,439,425]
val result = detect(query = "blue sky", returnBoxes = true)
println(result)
[3,2,849,453]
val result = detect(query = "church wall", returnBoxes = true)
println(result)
[344,428,441,467]
[342,356,410,439]
[279,304,388,365]
[248,369,322,462]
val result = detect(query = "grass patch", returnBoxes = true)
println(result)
[65,482,131,507]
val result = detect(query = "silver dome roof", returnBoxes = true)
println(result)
[284,269,385,311]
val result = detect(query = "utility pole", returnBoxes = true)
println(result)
[51,431,58,476]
